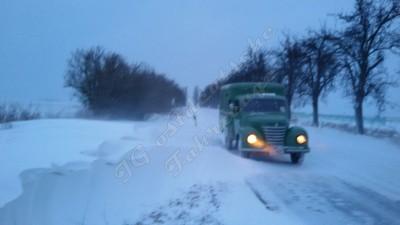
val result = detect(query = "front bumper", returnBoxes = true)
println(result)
[240,145,310,154]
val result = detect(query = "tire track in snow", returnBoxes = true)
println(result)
[248,174,400,225]
[132,184,225,225]
[245,181,278,211]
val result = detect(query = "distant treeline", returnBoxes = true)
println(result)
[199,0,400,134]
[0,104,40,125]
[65,47,186,120]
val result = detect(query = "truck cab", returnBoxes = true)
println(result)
[219,82,310,164]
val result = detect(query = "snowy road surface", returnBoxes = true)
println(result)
[0,108,399,225]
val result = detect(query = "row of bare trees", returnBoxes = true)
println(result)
[200,0,400,134]
[65,47,186,119]
[0,104,40,124]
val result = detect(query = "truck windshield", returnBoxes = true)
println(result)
[243,98,286,113]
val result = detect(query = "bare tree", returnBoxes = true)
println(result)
[299,29,341,126]
[199,47,275,108]
[335,0,400,134]
[0,104,40,124]
[226,48,274,83]
[274,36,305,119]
[193,86,200,106]
[65,47,186,119]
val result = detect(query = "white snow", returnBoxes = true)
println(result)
[0,119,136,206]
[0,108,399,225]
[295,113,400,133]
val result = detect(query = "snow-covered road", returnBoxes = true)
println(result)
[0,108,399,225]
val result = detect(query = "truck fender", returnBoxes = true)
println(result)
[285,126,309,147]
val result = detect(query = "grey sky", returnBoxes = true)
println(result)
[0,0,399,116]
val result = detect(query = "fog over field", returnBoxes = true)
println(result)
[1,0,399,116]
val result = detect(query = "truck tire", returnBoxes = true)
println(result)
[237,135,250,158]
[290,153,304,164]
[225,130,239,150]
[232,135,239,150]
[240,151,251,158]
[225,135,234,150]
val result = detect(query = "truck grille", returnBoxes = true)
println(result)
[262,126,286,146]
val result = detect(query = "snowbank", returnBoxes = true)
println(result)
[0,108,399,225]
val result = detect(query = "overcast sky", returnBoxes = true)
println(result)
[0,0,399,116]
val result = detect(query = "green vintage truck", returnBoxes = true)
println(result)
[219,82,310,164]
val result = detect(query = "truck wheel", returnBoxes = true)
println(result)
[237,135,250,158]
[232,135,239,150]
[225,135,234,150]
[290,153,304,164]
[240,151,251,158]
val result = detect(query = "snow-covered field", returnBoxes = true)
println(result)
[0,108,400,225]
[0,99,81,119]
[295,113,400,134]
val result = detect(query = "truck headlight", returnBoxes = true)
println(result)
[296,135,307,145]
[247,134,258,144]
